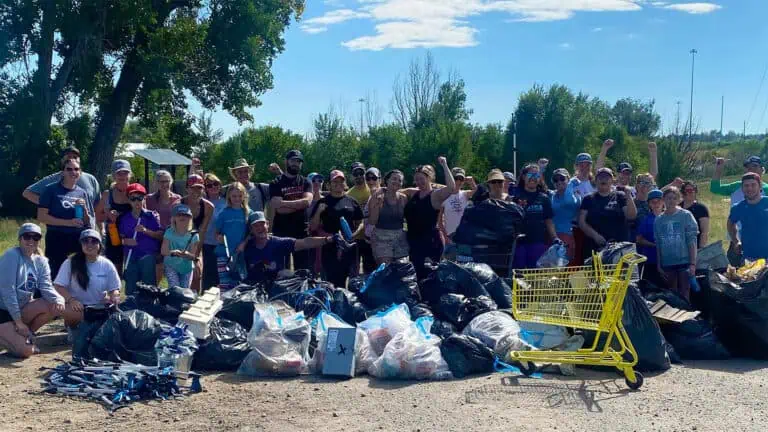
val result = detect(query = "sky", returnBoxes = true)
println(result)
[192,0,768,139]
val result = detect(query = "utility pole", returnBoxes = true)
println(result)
[357,98,366,136]
[675,101,682,137]
[688,48,697,144]
[719,96,724,145]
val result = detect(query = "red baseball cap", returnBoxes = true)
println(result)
[187,174,204,188]
[126,183,147,196]
[329,170,346,182]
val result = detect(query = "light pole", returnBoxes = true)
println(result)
[357,98,366,136]
[688,49,697,144]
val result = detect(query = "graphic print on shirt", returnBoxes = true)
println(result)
[25,270,38,293]
[281,185,306,201]
[447,195,464,214]
[58,196,79,209]
[659,221,684,249]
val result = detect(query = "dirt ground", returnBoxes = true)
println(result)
[1,322,766,432]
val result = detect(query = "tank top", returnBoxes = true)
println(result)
[108,188,132,217]
[186,198,205,230]
[404,191,438,239]
[376,196,405,230]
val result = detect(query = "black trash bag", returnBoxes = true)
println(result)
[430,319,457,339]
[645,290,694,311]
[358,258,419,309]
[461,263,513,309]
[192,318,251,371]
[638,278,663,296]
[408,302,434,320]
[329,288,368,324]
[217,288,269,331]
[89,310,170,365]
[165,285,197,308]
[419,261,489,305]
[119,294,183,325]
[659,318,730,361]
[583,284,671,372]
[435,294,497,330]
[268,271,312,300]
[452,195,525,246]
[440,334,496,378]
[709,271,768,359]
[348,275,367,293]
[268,272,334,319]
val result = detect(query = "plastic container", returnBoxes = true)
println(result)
[107,223,121,246]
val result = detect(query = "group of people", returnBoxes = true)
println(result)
[3,139,768,359]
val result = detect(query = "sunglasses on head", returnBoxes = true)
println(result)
[81,237,100,245]
[21,233,41,241]
[489,180,504,185]
[205,183,220,188]
[129,195,145,202]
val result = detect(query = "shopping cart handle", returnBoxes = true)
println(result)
[617,252,647,267]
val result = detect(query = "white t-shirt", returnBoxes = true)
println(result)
[442,191,471,236]
[570,177,595,199]
[54,256,121,306]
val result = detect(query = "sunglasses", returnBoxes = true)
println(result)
[365,176,378,181]
[526,173,541,180]
[65,167,81,173]
[638,180,652,186]
[553,176,567,183]
[205,183,220,188]
[21,233,42,241]
[81,238,100,245]
[129,195,145,202]
[312,179,324,184]
[353,171,365,177]
[455,177,466,181]
[489,180,504,185]
[683,188,696,194]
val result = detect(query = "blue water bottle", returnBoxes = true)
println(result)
[74,204,84,220]
[339,216,354,242]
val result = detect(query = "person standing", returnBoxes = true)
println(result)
[215,182,253,261]
[368,170,410,266]
[306,172,325,275]
[578,168,637,258]
[37,158,94,278]
[182,174,213,292]
[228,158,274,213]
[95,160,134,277]
[310,170,364,288]
[680,181,710,248]
[503,172,516,198]
[512,164,556,268]
[711,156,768,205]
[162,205,201,289]
[269,150,313,270]
[570,151,596,265]
[202,174,227,290]
[487,169,510,201]
[439,167,476,244]
[728,173,768,261]
[346,162,372,275]
[635,189,666,288]
[550,168,581,261]
[359,167,382,273]
[118,184,163,296]
[654,187,699,302]
[402,157,456,280]
[630,173,656,241]
[0,224,65,358]
[145,170,182,229]
[23,146,101,208]
[596,140,659,199]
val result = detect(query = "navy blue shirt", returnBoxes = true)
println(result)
[512,189,554,244]
[244,236,296,283]
[39,182,93,233]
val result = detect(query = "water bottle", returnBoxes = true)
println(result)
[74,204,84,220]
[690,274,701,293]
[339,216,354,242]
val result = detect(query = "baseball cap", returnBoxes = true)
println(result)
[552,168,570,179]
[744,155,762,167]
[285,149,304,162]
[329,170,346,182]
[126,183,147,196]
[186,174,204,188]
[487,169,505,182]
[79,229,102,242]
[18,223,42,238]
[111,159,132,174]
[248,211,267,225]
[503,171,515,181]
[351,162,366,173]
[596,167,614,178]
[308,172,324,182]
[174,204,193,217]
[366,167,381,178]
[618,162,633,173]
[62,146,80,157]
[575,153,593,164]
[648,189,663,201]
[451,167,467,179]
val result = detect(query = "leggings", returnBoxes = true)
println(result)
[45,230,82,281]
[408,229,444,280]
[165,267,193,289]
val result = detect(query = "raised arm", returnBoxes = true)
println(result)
[595,139,614,171]
[431,157,456,207]
[648,142,659,179]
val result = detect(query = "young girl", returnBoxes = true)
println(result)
[161,205,200,289]
[215,182,253,257]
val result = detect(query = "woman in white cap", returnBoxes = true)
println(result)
[95,159,134,277]
[0,223,65,358]
[54,229,121,330]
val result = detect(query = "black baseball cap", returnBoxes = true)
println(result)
[618,162,633,173]
[351,162,365,173]
[744,156,762,167]
[285,150,304,162]
[62,146,80,157]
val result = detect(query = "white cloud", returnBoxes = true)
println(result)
[592,27,604,32]
[559,42,573,49]
[301,0,722,50]
[662,3,722,14]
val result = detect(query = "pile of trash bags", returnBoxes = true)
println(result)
[709,268,768,359]
[452,185,525,246]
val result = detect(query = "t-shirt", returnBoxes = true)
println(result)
[654,209,699,267]
[570,177,595,199]
[27,171,101,207]
[580,191,629,243]
[347,185,371,206]
[728,197,768,260]
[311,195,364,235]
[244,236,296,283]
[145,192,182,229]
[118,210,162,260]
[39,182,95,232]
[636,214,657,265]
[630,199,650,239]
[163,229,200,274]
[245,182,270,213]
[270,174,312,238]
[204,197,227,246]
[551,183,581,235]
[441,192,470,236]
[684,202,710,247]
[512,190,554,244]
[54,256,121,306]
[215,207,253,256]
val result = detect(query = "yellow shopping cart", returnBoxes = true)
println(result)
[506,252,647,389]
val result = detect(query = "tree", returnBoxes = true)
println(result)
[611,98,661,137]
[391,51,441,132]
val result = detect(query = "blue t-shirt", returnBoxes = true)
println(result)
[729,197,768,260]
[551,182,581,235]
[636,214,657,265]
[163,229,199,274]
[243,236,296,283]
[27,171,101,207]
[204,197,227,246]
[38,182,94,232]
[215,207,253,256]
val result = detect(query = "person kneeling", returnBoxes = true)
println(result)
[0,223,65,358]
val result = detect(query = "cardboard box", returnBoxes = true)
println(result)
[322,327,357,378]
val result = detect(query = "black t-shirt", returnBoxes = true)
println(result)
[269,174,312,238]
[311,195,364,235]
[685,202,710,246]
[580,191,629,242]
[512,189,554,244]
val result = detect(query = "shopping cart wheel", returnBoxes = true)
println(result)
[625,372,644,390]
[518,361,537,377]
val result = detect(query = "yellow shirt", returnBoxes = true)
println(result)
[347,185,371,240]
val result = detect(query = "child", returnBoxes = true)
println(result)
[215,183,253,289]
[161,205,200,289]
[635,189,665,289]
[654,187,699,301]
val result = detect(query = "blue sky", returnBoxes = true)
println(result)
[194,0,768,139]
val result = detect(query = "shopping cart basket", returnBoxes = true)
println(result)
[506,252,647,389]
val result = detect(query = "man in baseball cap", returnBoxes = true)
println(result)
[711,154,768,208]
[440,167,476,244]
[348,162,370,206]
[23,145,101,208]
[269,149,313,270]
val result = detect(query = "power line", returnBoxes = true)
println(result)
[746,60,768,129]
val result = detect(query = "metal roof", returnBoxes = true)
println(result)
[131,148,192,166]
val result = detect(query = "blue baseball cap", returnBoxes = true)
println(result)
[744,156,762,167]
[308,172,324,182]
[111,159,132,174]
[174,204,193,217]
[248,211,267,225]
[648,189,663,201]
[575,153,593,164]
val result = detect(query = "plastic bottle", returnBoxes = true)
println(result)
[339,216,354,242]
[107,223,121,246]
[74,204,84,220]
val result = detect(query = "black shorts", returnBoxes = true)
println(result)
[0,308,13,324]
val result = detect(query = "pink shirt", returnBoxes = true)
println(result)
[145,192,181,229]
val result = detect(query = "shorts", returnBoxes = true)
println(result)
[372,228,409,260]
[0,308,12,324]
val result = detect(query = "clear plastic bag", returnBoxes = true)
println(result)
[536,242,570,268]
[462,311,531,356]
[237,308,311,377]
[357,303,412,356]
[368,317,453,380]
[309,312,377,376]
[519,321,570,349]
